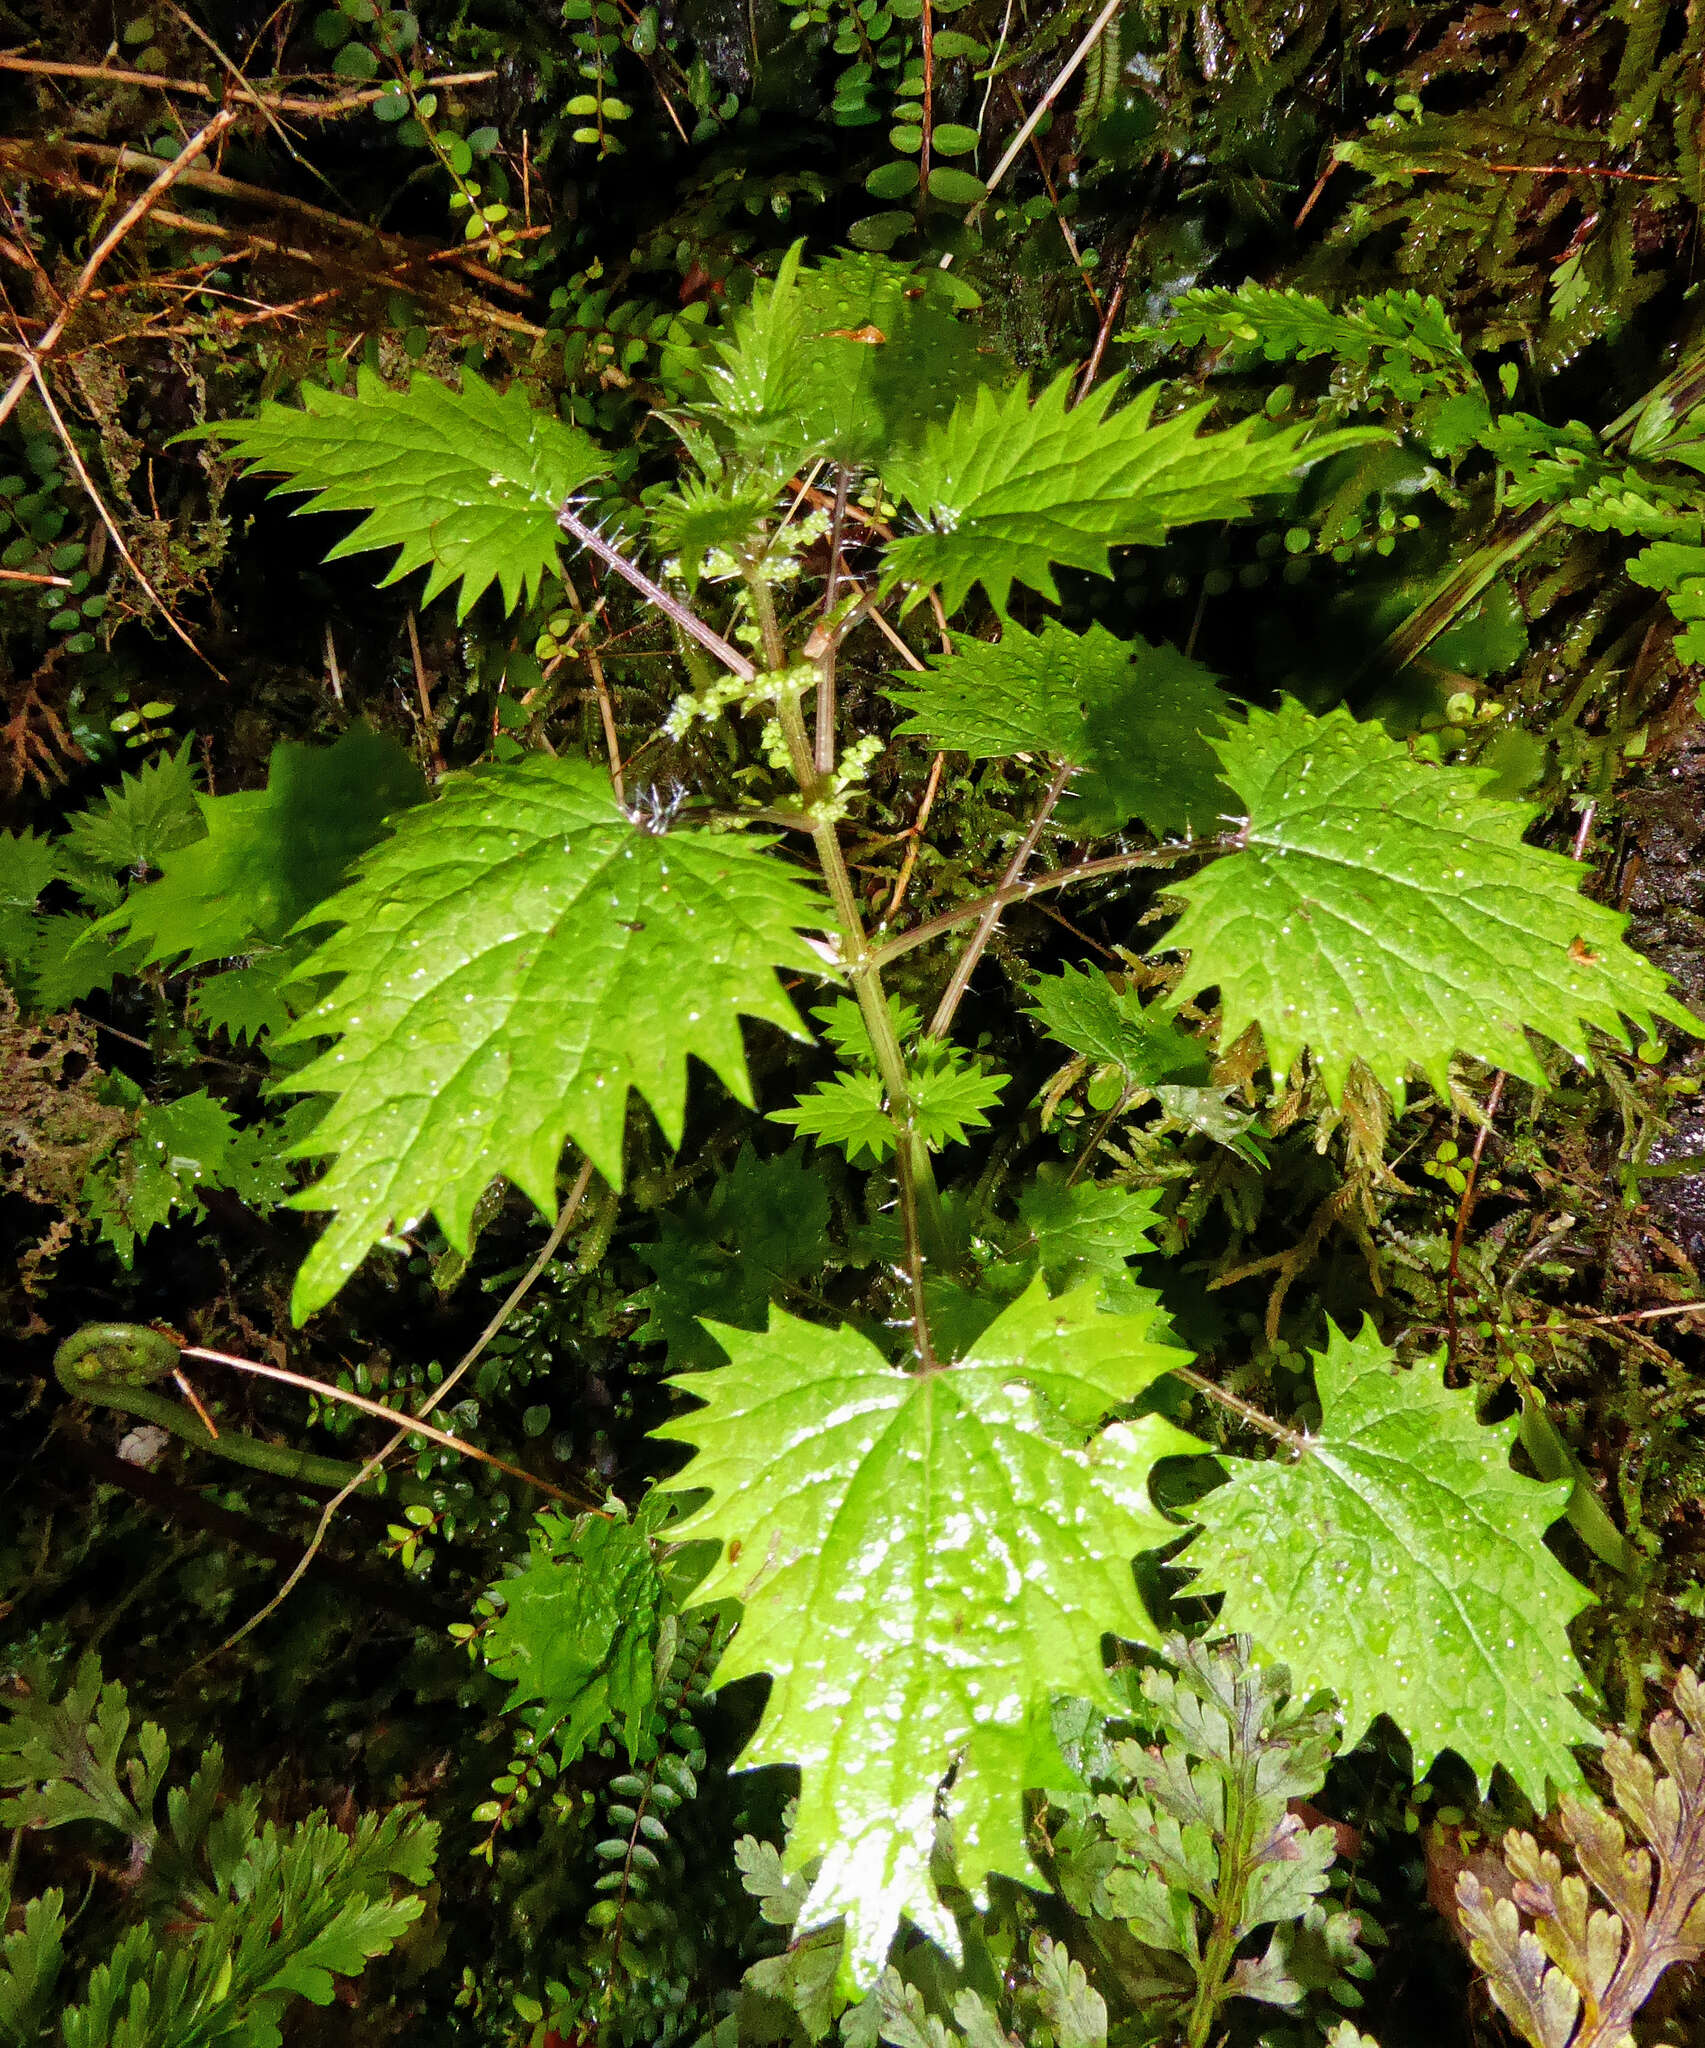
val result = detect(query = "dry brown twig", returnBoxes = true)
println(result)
[0,51,497,119]
[0,106,239,440]
[200,1160,600,1666]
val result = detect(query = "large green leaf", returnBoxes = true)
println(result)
[881,375,1378,616]
[1165,701,1696,1099]
[656,1279,1202,1983]
[278,756,824,1319]
[886,622,1228,837]
[97,727,426,970]
[199,367,607,620]
[1181,1320,1598,1803]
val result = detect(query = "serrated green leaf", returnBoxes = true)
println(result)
[1165,701,1697,1100]
[98,726,426,970]
[278,756,824,1318]
[910,1048,1007,1150]
[0,828,54,982]
[1181,1319,1599,1803]
[638,1144,832,1369]
[771,1067,894,1164]
[704,246,993,471]
[656,1278,1202,1982]
[1025,965,1209,1090]
[0,828,56,911]
[886,622,1228,837]
[1015,1170,1162,1290]
[882,373,1381,616]
[197,366,607,620]
[190,946,306,1044]
[483,1512,663,1765]
[28,913,138,1011]
[60,739,201,873]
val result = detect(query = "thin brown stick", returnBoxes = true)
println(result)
[1075,251,1129,402]
[928,761,1074,1036]
[1561,1301,1705,1328]
[199,1162,598,1665]
[1294,155,1338,226]
[26,358,224,676]
[171,1367,220,1439]
[0,106,239,439]
[165,0,331,194]
[968,0,1122,222]
[1445,1071,1507,1358]
[874,836,1220,967]
[20,137,534,302]
[562,569,623,803]
[406,610,444,779]
[919,0,936,199]
[181,1346,583,1501]
[0,52,497,118]
[0,566,70,585]
[1172,1362,1307,1451]
[2,177,545,340]
[884,751,945,921]
[1404,158,1675,184]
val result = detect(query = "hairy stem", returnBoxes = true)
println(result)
[558,502,757,681]
[1186,1692,1264,2048]
[745,559,951,1307]
[873,837,1223,970]
[927,760,1073,1038]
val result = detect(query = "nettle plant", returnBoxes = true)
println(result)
[140,247,1697,1991]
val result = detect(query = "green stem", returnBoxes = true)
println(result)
[744,565,952,1288]
[55,1324,386,1496]
[1186,1732,1264,2048]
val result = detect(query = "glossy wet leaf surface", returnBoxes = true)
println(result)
[886,620,1228,837]
[1182,1320,1599,1804]
[1166,700,1697,1099]
[656,1278,1201,1983]
[278,756,824,1317]
[202,367,607,621]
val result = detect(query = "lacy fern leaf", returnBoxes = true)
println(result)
[656,1279,1201,1983]
[1165,701,1696,1099]
[1153,284,1476,401]
[1457,1667,1705,2048]
[881,374,1379,615]
[278,756,824,1317]
[887,622,1228,836]
[1182,1320,1598,1804]
[200,368,607,620]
